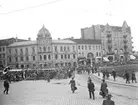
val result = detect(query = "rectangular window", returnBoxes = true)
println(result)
[61,55,63,59]
[55,46,57,51]
[55,54,58,59]
[64,46,66,51]
[20,48,23,54]
[82,45,84,50]
[0,47,1,52]
[3,47,5,51]
[78,45,80,50]
[32,47,35,52]
[3,54,5,58]
[15,57,18,62]
[60,47,63,52]
[9,49,11,54]
[67,46,70,51]
[33,56,35,61]
[26,56,29,61]
[89,46,91,50]
[93,45,95,50]
[9,58,12,62]
[85,45,87,50]
[15,49,18,53]
[73,54,76,59]
[73,46,75,51]
[65,54,67,59]
[20,57,23,61]
[68,54,70,59]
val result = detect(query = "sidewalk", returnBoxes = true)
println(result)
[93,72,138,87]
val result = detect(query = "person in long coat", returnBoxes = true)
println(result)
[124,71,130,83]
[112,69,116,81]
[69,77,76,93]
[100,79,108,98]
[131,71,137,83]
[102,94,115,105]
[87,79,95,100]
[3,79,10,94]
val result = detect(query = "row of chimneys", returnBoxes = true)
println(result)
[15,37,31,42]
[58,37,74,40]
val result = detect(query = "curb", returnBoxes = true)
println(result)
[93,74,138,88]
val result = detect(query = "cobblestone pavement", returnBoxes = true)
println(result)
[0,79,137,105]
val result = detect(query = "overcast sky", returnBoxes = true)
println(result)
[0,0,137,51]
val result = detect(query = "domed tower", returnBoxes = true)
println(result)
[37,25,52,45]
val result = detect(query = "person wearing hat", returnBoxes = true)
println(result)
[100,79,108,98]
[102,94,115,105]
[69,77,76,93]
[87,79,95,100]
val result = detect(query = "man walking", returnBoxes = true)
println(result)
[102,94,115,105]
[112,69,116,81]
[131,71,137,83]
[100,79,108,98]
[3,79,10,94]
[87,79,95,100]
[124,71,130,83]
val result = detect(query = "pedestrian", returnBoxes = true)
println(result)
[3,79,10,94]
[102,94,115,105]
[87,76,91,83]
[124,71,130,83]
[102,70,106,79]
[112,69,116,81]
[106,70,109,79]
[69,77,76,93]
[131,71,137,83]
[87,79,95,100]
[100,79,108,98]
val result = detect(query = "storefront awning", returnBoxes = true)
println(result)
[103,57,109,62]
[130,55,136,60]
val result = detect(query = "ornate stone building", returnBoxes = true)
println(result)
[0,38,27,69]
[7,25,77,69]
[81,21,133,62]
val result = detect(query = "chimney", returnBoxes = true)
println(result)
[15,37,18,42]
[58,38,60,40]
[28,37,31,41]
[71,37,74,39]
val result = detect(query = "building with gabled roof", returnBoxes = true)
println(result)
[81,21,133,63]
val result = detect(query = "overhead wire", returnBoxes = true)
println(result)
[0,0,63,15]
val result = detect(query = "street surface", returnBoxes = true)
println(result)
[77,73,138,102]
[0,74,138,105]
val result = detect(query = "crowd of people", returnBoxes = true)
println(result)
[101,68,137,84]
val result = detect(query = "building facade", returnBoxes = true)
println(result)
[7,25,77,69]
[0,38,27,69]
[81,21,133,62]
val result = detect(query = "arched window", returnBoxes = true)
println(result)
[44,55,46,60]
[96,52,98,56]
[48,46,50,51]
[48,55,51,60]
[39,47,42,52]
[40,55,42,60]
[43,46,46,52]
